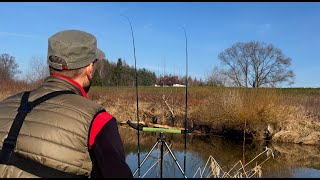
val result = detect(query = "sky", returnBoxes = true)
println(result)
[1,2,320,87]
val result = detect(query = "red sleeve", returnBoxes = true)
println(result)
[88,112,133,178]
[89,112,113,149]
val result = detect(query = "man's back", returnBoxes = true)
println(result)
[0,76,103,177]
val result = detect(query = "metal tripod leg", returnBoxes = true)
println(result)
[164,141,187,178]
[133,138,161,176]
[133,132,187,178]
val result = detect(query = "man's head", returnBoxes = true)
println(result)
[47,30,105,92]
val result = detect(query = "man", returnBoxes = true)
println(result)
[0,30,133,178]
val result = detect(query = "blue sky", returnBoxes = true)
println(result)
[1,2,320,87]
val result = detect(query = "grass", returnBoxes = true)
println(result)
[0,80,35,101]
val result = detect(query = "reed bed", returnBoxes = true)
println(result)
[193,147,274,178]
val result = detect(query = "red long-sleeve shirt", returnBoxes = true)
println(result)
[52,74,133,178]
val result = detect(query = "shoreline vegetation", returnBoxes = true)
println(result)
[88,86,320,145]
[1,80,319,145]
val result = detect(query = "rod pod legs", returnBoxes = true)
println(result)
[133,132,187,178]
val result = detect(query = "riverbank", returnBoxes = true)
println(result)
[1,83,319,145]
[89,86,320,145]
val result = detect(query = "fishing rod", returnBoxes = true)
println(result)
[179,25,188,176]
[121,15,141,178]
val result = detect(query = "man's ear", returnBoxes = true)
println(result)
[85,63,94,80]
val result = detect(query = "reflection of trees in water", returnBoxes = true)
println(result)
[261,142,320,177]
[119,126,320,178]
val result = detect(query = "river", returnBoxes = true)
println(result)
[119,126,320,178]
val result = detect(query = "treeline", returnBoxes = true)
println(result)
[1,52,204,87]
[92,58,157,86]
[92,58,205,87]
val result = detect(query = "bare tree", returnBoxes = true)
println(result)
[0,53,21,80]
[218,41,295,88]
[24,56,49,83]
[206,66,228,86]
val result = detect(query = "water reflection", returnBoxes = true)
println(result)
[119,126,320,178]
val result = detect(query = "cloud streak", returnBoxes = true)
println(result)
[0,31,39,39]
[257,23,271,34]
[143,23,153,30]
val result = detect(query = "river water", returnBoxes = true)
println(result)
[119,126,320,178]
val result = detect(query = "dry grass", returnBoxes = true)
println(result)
[88,86,187,126]
[0,80,36,101]
[271,105,320,145]
[193,147,274,178]
[190,88,288,139]
[89,86,320,145]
